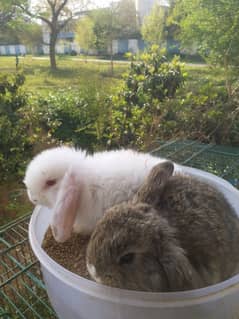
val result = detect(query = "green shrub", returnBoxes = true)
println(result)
[31,88,109,152]
[125,48,184,105]
[106,46,185,148]
[105,45,239,147]
[0,73,33,181]
[163,82,239,145]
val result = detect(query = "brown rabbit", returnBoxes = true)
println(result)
[86,161,239,292]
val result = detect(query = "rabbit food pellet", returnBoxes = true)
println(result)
[42,227,91,279]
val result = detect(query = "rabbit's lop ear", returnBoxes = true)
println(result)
[51,167,82,242]
[162,246,202,291]
[134,161,174,204]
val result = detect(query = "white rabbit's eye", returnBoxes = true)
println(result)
[119,253,135,265]
[46,179,57,187]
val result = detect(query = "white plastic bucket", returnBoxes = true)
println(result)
[29,166,239,319]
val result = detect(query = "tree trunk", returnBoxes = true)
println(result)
[110,38,114,75]
[49,34,57,70]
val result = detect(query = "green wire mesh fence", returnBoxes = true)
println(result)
[0,140,239,318]
[0,214,57,319]
[152,140,239,188]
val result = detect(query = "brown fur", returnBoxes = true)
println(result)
[86,162,239,292]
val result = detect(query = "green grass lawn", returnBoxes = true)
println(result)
[0,55,128,95]
[0,55,227,96]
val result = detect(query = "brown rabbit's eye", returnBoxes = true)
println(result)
[119,253,135,265]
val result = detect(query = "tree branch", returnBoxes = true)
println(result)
[15,2,34,18]
[37,15,52,28]
[46,0,56,12]
[55,0,69,18]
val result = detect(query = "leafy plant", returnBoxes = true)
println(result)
[106,45,185,148]
[75,16,96,58]
[173,0,239,95]
[32,88,109,152]
[153,80,239,145]
[0,73,34,181]
[141,3,168,46]
[177,83,239,144]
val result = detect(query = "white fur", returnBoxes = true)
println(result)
[24,146,181,237]
[24,146,85,207]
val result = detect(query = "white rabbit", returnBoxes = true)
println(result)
[24,146,181,242]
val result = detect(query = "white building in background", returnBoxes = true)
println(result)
[0,45,26,56]
[135,0,169,23]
